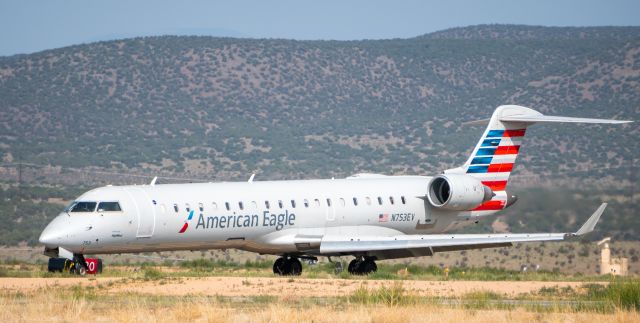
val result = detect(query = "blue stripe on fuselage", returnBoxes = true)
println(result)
[467,165,489,173]
[476,148,496,156]
[481,138,501,147]
[471,156,493,165]
[486,130,504,138]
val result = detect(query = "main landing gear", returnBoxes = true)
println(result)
[348,256,377,275]
[272,256,302,276]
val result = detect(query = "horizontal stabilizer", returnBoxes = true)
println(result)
[500,115,632,124]
[464,105,632,125]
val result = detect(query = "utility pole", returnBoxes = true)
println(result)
[632,158,637,206]
[17,158,23,200]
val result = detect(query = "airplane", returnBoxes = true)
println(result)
[38,105,631,276]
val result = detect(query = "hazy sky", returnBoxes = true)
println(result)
[1,0,638,56]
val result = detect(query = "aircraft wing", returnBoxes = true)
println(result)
[319,203,606,260]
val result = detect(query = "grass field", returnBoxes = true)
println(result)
[1,262,639,322]
[0,260,628,282]
[1,243,638,322]
[3,240,639,275]
[0,277,638,322]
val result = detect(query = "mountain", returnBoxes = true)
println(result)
[0,25,638,244]
[421,24,640,40]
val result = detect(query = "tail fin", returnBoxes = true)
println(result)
[446,105,631,214]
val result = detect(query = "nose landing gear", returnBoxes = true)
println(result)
[348,256,377,275]
[69,254,88,276]
[272,256,302,276]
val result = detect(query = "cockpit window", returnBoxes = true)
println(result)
[69,202,97,213]
[97,202,122,212]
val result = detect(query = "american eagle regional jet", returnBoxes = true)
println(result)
[39,105,630,275]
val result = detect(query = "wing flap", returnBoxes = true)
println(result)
[320,233,566,254]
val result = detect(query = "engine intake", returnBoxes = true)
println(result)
[427,174,494,211]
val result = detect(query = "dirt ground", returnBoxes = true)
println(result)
[0,276,594,298]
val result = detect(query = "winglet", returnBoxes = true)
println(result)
[575,203,607,236]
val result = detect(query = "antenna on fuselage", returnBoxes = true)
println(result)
[248,173,255,183]
[150,176,158,186]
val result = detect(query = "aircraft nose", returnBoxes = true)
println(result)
[38,230,58,246]
[39,214,68,247]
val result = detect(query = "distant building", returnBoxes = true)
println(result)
[597,237,628,276]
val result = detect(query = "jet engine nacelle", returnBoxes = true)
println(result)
[427,174,494,211]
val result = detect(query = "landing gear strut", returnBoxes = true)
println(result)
[348,256,377,275]
[272,256,302,276]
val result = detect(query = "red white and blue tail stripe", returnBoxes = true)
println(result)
[445,106,532,214]
[445,104,631,215]
[445,105,631,215]
[464,127,526,212]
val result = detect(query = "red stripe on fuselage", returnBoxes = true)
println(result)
[179,223,188,233]
[473,200,506,211]
[503,129,526,137]
[494,145,520,155]
[487,163,513,172]
[482,180,508,191]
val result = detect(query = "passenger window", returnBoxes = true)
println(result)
[339,198,345,207]
[314,199,320,207]
[212,202,218,210]
[389,196,395,205]
[278,200,283,209]
[304,199,309,208]
[366,197,371,205]
[185,203,191,212]
[353,197,358,206]
[97,202,121,212]
[401,196,406,204]
[70,201,97,212]
[265,201,270,209]
[239,201,244,210]
[251,201,257,209]
[225,202,230,211]
[198,203,204,212]
[174,204,179,213]
[377,197,383,205]
[291,200,296,208]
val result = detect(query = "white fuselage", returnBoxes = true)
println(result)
[39,176,478,256]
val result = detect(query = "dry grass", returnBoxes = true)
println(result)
[0,290,638,323]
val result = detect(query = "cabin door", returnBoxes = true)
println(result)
[125,187,156,238]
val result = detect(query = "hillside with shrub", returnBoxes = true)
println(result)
[0,25,638,244]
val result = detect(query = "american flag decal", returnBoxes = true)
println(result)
[378,213,389,222]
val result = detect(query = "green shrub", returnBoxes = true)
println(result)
[179,259,217,270]
[605,280,640,310]
[143,267,164,280]
[244,260,271,269]
[349,282,411,306]
[584,280,640,310]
